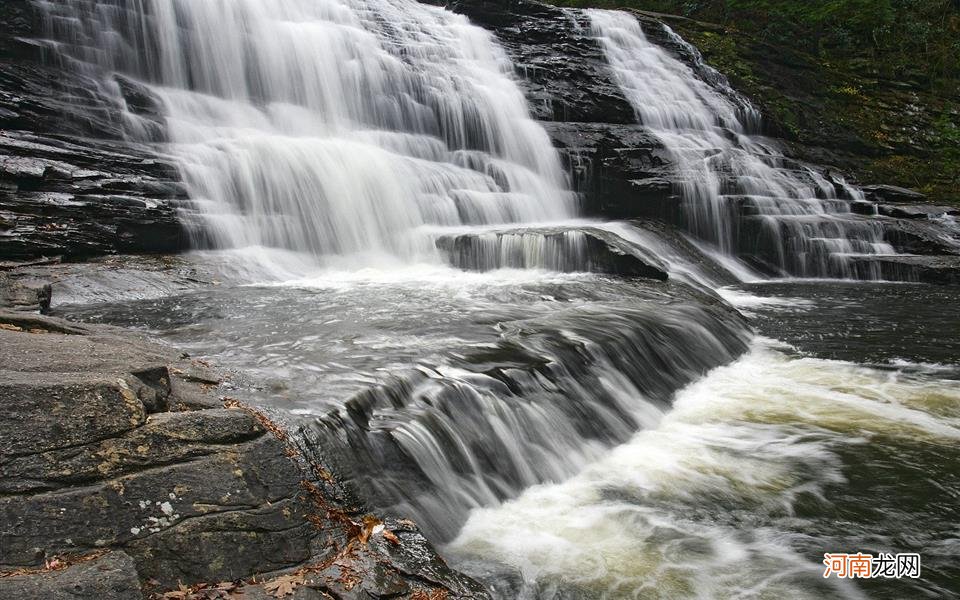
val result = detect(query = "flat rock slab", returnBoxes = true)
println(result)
[0,552,143,600]
[861,184,927,204]
[848,254,960,284]
[878,204,959,219]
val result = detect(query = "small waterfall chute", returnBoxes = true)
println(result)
[587,10,898,279]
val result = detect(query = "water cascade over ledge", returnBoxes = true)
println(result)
[41,0,576,267]
[26,2,960,598]
[587,10,898,279]
[37,0,755,543]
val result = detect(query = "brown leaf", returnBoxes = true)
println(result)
[262,574,305,598]
[358,514,381,545]
[162,583,192,600]
[382,529,400,545]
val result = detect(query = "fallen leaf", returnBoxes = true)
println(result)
[162,583,192,600]
[358,514,382,545]
[262,574,305,598]
[382,529,401,545]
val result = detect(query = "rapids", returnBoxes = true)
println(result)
[33,2,959,599]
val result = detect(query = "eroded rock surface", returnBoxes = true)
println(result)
[0,0,189,261]
[0,304,489,599]
[0,551,142,600]
[436,225,670,280]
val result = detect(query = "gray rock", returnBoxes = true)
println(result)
[0,271,51,313]
[0,0,189,261]
[439,0,637,124]
[861,184,927,204]
[0,552,143,600]
[848,254,960,285]
[436,225,669,280]
[0,310,490,598]
[877,204,958,219]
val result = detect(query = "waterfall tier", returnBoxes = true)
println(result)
[587,10,898,279]
[42,0,575,267]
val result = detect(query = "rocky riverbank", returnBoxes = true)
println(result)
[0,280,490,599]
[0,0,958,596]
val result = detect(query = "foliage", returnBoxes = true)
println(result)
[547,0,960,203]
[549,0,960,84]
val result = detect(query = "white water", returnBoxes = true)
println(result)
[587,10,897,279]
[450,337,960,598]
[43,0,575,268]
[36,5,960,598]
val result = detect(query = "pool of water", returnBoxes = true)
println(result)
[55,266,960,599]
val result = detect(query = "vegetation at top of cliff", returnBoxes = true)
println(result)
[551,0,960,87]
[548,0,959,203]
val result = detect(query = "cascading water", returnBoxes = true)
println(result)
[40,0,575,267]
[37,0,752,544]
[34,3,960,599]
[587,10,897,279]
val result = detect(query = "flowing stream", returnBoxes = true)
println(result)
[42,0,574,266]
[587,10,897,279]
[36,2,959,599]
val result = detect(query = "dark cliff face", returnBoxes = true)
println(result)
[441,0,682,220]
[1,0,957,278]
[0,0,188,262]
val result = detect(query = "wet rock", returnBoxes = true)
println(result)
[861,184,928,204]
[442,0,636,124]
[881,218,960,256]
[541,122,676,218]
[877,204,959,220]
[849,201,879,216]
[0,132,189,260]
[0,0,190,261]
[0,305,490,599]
[848,255,960,285]
[0,552,143,600]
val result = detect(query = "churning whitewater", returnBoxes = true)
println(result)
[33,2,960,599]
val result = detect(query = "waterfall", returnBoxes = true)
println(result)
[40,0,575,267]
[587,10,897,279]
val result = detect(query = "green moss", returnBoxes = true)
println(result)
[546,0,960,204]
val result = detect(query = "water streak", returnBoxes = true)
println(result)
[41,0,574,267]
[587,10,897,279]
